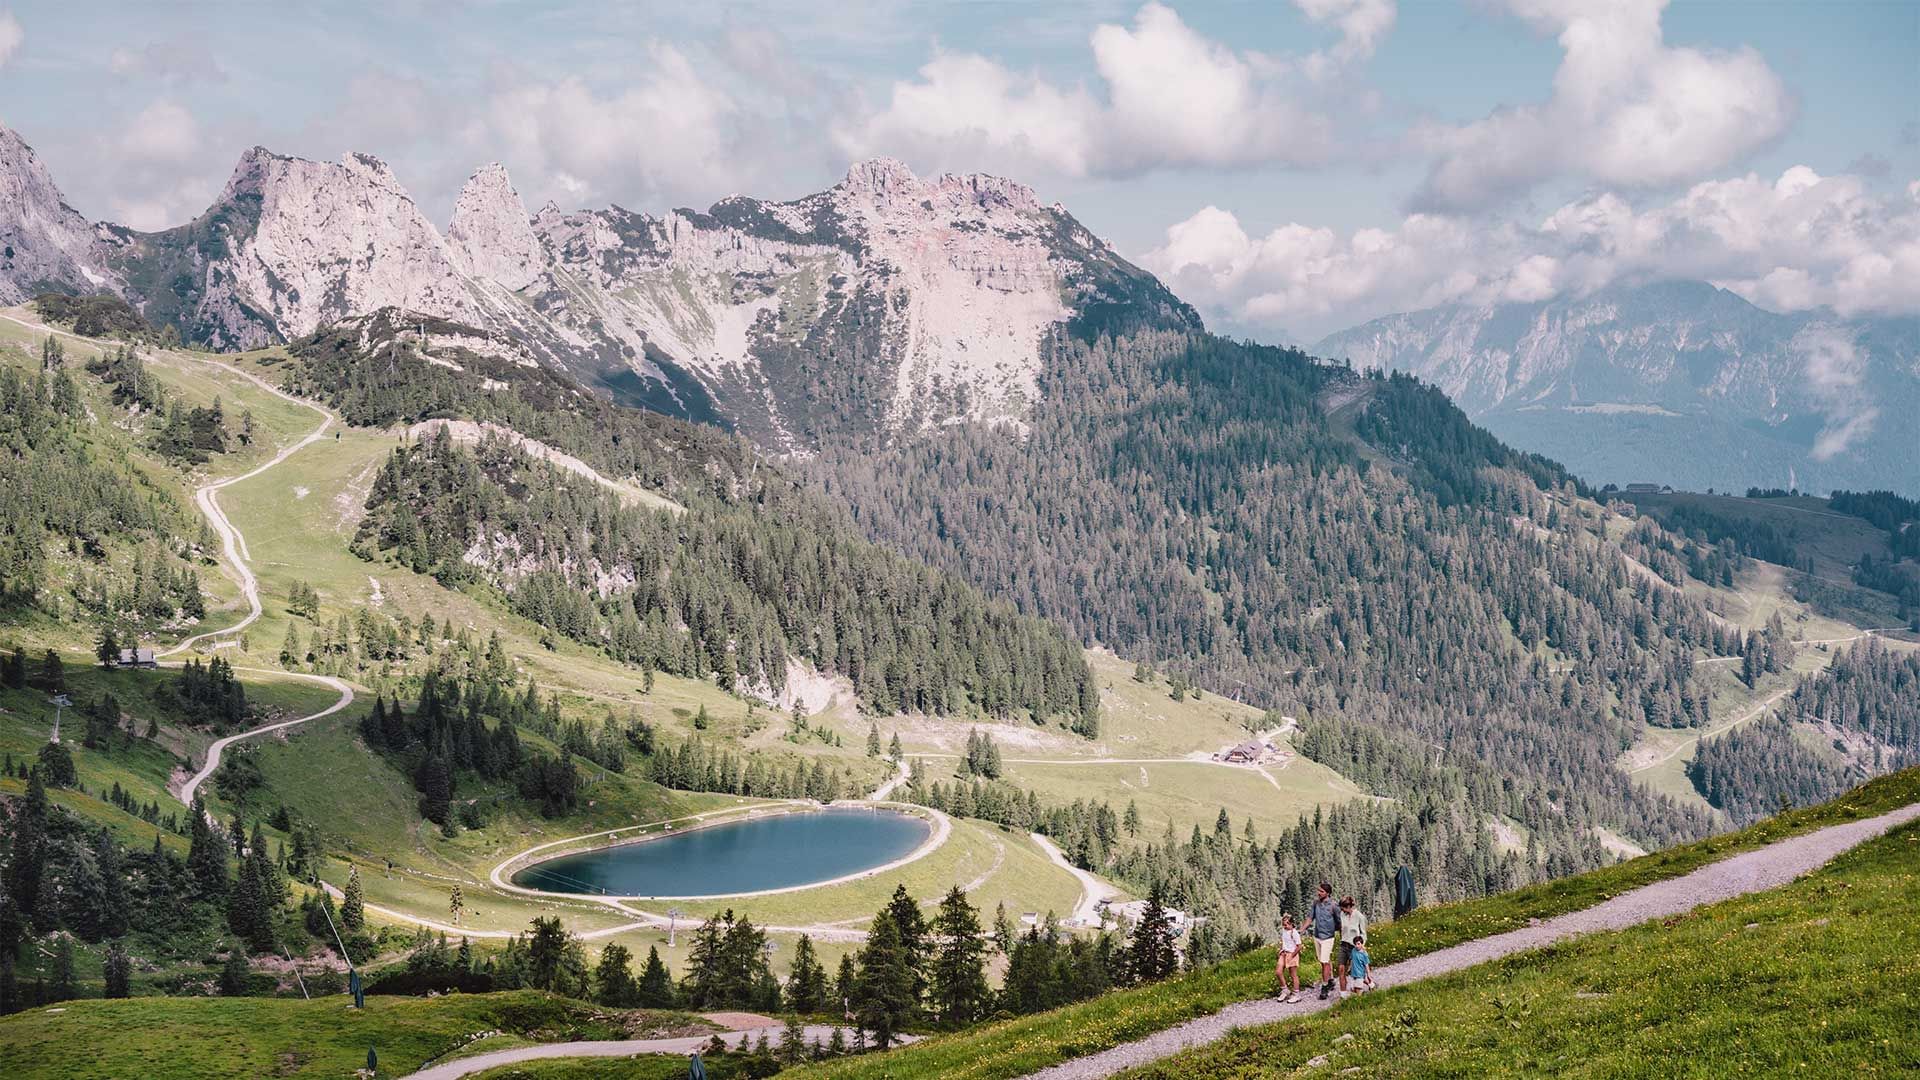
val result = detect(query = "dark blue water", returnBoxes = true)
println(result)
[512,808,932,896]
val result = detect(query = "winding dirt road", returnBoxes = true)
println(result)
[137,354,358,807]
[177,669,355,806]
[1031,832,1122,927]
[158,359,335,659]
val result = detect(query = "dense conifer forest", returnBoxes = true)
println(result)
[1689,641,1919,824]
[0,350,210,623]
[819,331,1729,851]
[354,429,1098,725]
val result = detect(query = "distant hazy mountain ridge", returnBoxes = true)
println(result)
[0,122,1195,449]
[1315,281,1919,494]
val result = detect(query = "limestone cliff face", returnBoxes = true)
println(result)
[513,157,1196,445]
[0,126,120,303]
[207,149,482,342]
[0,120,1196,449]
[447,163,546,293]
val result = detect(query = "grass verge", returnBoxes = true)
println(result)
[780,766,1920,1080]
[1120,820,1920,1078]
[0,991,711,1080]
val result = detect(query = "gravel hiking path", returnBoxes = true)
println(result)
[1032,832,1122,927]
[175,668,355,807]
[1020,800,1920,1079]
[402,1024,918,1080]
[156,355,336,658]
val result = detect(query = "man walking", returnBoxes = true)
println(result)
[1309,882,1341,1000]
[1336,895,1369,999]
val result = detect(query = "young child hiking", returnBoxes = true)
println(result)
[1344,935,1373,997]
[1275,914,1303,1002]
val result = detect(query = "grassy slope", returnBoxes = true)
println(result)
[779,766,1920,1080]
[0,990,716,1080]
[7,315,1335,959]
[1122,821,1920,1078]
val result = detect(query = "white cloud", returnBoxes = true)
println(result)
[118,100,200,164]
[1793,325,1879,460]
[1413,0,1793,210]
[103,100,219,230]
[0,11,22,68]
[1295,0,1396,73]
[470,44,767,210]
[1144,165,1920,340]
[837,2,1348,179]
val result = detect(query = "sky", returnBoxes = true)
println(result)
[0,0,1914,341]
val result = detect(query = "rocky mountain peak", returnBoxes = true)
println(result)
[839,157,922,197]
[0,121,117,303]
[1313,280,1918,492]
[933,171,1041,212]
[0,116,1198,453]
[448,162,545,292]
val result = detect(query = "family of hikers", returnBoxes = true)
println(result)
[1275,882,1374,1002]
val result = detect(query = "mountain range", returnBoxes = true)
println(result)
[1315,281,1919,495]
[0,123,1193,451]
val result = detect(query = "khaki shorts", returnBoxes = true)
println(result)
[1279,950,1300,969]
[1315,937,1335,964]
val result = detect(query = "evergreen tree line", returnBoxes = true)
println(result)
[82,343,238,464]
[1693,640,1920,825]
[0,359,208,619]
[815,330,1738,856]
[0,756,329,1012]
[159,656,251,731]
[1686,718,1853,826]
[355,430,1097,728]
[643,734,853,803]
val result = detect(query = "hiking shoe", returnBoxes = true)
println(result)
[1285,991,1300,1003]
[1318,984,1330,1000]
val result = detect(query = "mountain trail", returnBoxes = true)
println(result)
[1016,799,1920,1079]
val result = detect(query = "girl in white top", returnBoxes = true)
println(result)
[1276,914,1304,1002]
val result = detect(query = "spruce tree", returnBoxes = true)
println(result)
[593,943,639,1006]
[103,941,132,998]
[853,909,915,1048]
[49,936,75,1002]
[1129,883,1179,983]
[885,884,929,1007]
[928,886,990,1028]
[637,945,676,1007]
[37,649,63,693]
[787,934,827,1013]
[832,953,857,1015]
[341,867,365,934]
[185,796,228,896]
[219,950,248,996]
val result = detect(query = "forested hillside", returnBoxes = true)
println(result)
[281,310,754,494]
[1692,640,1920,824]
[0,341,212,624]
[356,429,1099,726]
[818,329,1748,925]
